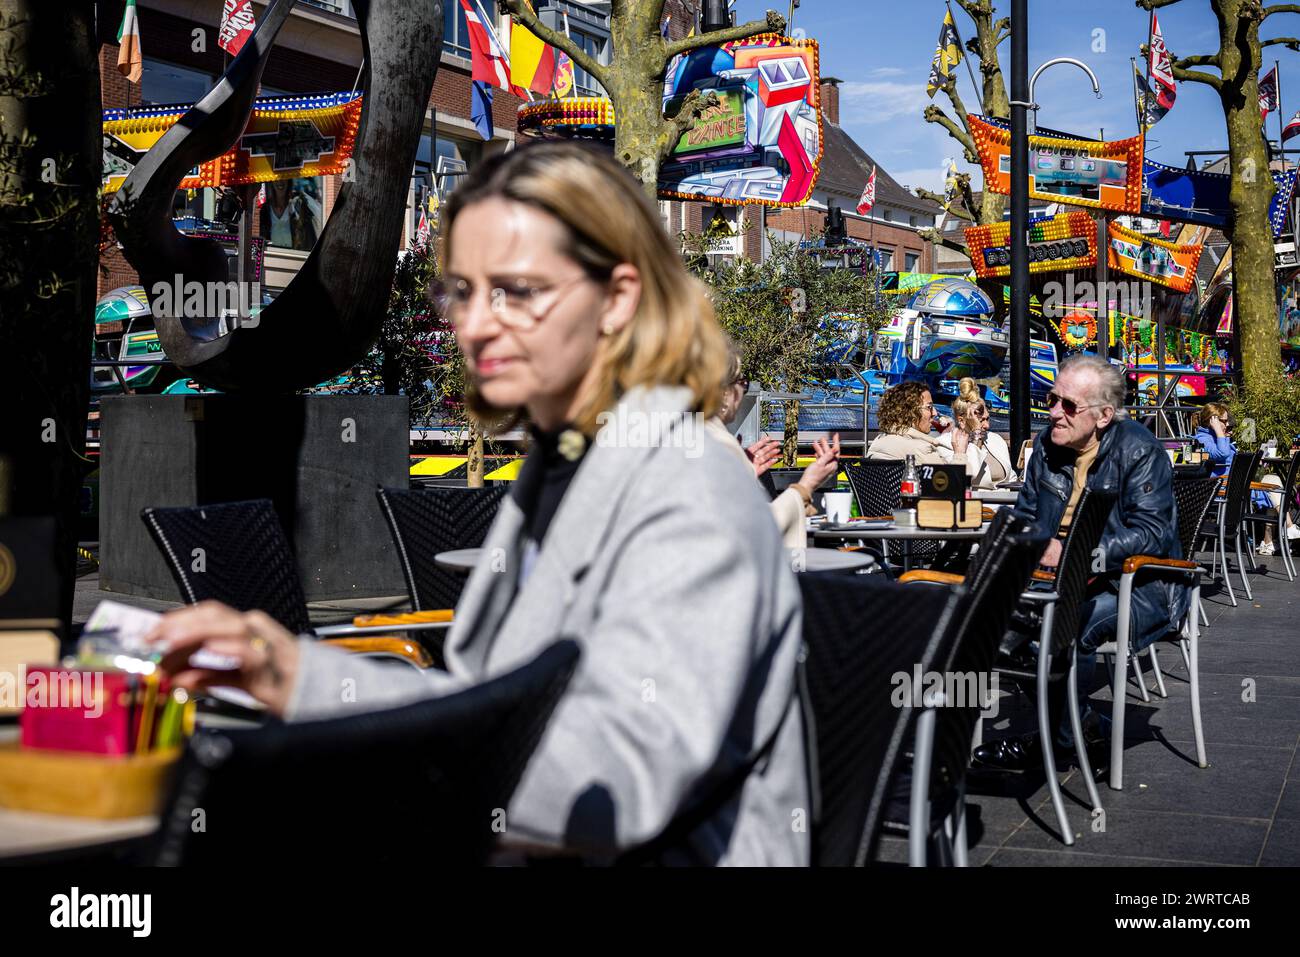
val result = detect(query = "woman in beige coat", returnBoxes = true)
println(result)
[865,380,970,468]
[935,377,1015,489]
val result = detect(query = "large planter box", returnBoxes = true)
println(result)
[99,395,409,602]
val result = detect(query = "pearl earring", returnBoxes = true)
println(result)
[603,322,616,336]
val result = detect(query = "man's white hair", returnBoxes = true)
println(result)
[1058,353,1127,417]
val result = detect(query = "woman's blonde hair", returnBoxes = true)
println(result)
[951,377,985,431]
[877,381,930,435]
[1190,402,1229,431]
[440,141,728,435]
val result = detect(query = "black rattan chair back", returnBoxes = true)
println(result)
[152,639,580,866]
[1221,449,1262,538]
[843,459,904,517]
[1043,489,1117,656]
[140,499,311,634]
[1174,478,1219,559]
[376,485,507,611]
[928,518,1046,798]
[797,574,962,866]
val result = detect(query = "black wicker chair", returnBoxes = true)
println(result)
[842,459,940,568]
[140,500,440,668]
[1241,452,1300,582]
[375,485,507,612]
[796,573,962,866]
[1196,449,1262,605]
[990,488,1117,845]
[150,639,579,866]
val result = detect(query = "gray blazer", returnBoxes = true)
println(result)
[286,385,811,866]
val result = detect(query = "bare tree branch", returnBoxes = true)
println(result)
[664,87,721,145]
[916,188,975,222]
[1173,63,1224,89]
[995,17,1011,46]
[1136,0,1187,10]
[1262,35,1300,49]
[501,0,608,88]
[918,226,969,257]
[1265,4,1300,16]
[664,10,787,59]
[924,104,978,163]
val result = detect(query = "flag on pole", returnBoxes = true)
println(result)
[661,14,671,39]
[1284,110,1300,144]
[552,12,575,99]
[416,208,430,247]
[1148,12,1177,112]
[459,0,514,92]
[256,183,266,209]
[857,166,877,216]
[926,9,963,99]
[1135,65,1171,131]
[510,6,558,96]
[942,157,960,202]
[218,0,257,58]
[1260,65,1280,121]
[470,80,495,140]
[116,0,143,84]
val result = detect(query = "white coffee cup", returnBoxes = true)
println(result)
[824,491,853,524]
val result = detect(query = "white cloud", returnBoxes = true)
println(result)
[838,80,931,125]
[868,67,905,77]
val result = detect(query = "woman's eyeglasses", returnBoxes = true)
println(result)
[1046,391,1099,416]
[432,274,589,330]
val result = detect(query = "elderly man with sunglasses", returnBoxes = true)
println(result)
[973,354,1191,772]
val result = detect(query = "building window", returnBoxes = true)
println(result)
[882,209,893,222]
[140,58,216,107]
[909,215,918,227]
[570,28,605,96]
[442,0,472,58]
[905,252,920,272]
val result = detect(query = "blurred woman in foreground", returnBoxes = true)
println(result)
[149,141,809,866]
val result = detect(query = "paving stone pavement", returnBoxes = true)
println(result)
[876,552,1300,866]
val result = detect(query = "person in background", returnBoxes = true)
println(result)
[936,377,1015,490]
[709,345,841,549]
[1191,402,1295,554]
[865,380,970,467]
[149,141,809,866]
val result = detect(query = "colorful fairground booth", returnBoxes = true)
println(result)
[961,114,1300,410]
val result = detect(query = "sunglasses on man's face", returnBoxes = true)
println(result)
[1046,391,1099,416]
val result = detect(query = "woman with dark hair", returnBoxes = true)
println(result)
[865,380,970,467]
[149,141,809,866]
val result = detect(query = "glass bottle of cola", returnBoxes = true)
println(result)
[899,454,920,523]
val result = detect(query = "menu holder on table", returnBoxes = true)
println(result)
[917,498,982,530]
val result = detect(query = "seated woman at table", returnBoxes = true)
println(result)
[707,344,841,548]
[1192,403,1294,553]
[935,377,1015,490]
[148,141,809,866]
[865,380,971,469]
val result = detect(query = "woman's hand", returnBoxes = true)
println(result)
[147,601,302,717]
[796,434,841,494]
[745,436,782,478]
[1210,415,1228,439]
[951,428,969,455]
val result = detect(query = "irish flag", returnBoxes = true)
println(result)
[117,0,143,84]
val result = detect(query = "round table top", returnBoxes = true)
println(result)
[796,549,874,573]
[435,548,484,572]
[808,522,987,542]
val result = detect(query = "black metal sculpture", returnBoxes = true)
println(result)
[107,0,444,392]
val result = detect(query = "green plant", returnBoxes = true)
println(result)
[684,232,892,463]
[1221,370,1300,450]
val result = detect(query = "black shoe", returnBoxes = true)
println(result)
[972,734,1041,772]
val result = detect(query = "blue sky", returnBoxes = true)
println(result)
[731,0,1300,194]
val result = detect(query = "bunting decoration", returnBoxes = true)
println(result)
[102,92,364,194]
[218,0,257,58]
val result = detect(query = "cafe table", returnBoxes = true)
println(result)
[808,520,988,572]
[972,488,1019,506]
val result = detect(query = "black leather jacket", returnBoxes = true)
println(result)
[1012,417,1191,649]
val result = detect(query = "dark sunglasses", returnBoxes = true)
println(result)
[1046,391,1099,416]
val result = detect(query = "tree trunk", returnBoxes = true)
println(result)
[0,3,99,630]
[783,399,799,467]
[1218,4,1285,395]
[466,427,485,488]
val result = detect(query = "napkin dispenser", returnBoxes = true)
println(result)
[917,497,982,530]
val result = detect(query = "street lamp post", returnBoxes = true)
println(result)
[1009,0,1030,456]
